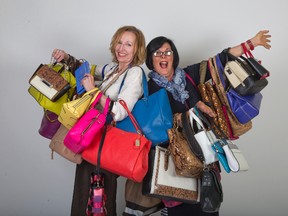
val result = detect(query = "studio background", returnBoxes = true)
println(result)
[1,0,287,215]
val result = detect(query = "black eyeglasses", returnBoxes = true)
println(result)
[153,50,173,57]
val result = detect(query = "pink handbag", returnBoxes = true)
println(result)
[64,92,111,153]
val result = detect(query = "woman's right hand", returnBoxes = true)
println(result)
[52,49,69,63]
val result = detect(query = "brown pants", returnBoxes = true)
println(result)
[71,160,119,216]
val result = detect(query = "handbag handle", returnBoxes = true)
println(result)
[118,100,143,135]
[241,43,254,59]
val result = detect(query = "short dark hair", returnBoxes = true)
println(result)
[145,36,179,70]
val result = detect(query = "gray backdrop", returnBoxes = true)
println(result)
[1,0,287,215]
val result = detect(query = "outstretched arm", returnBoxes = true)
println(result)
[228,30,271,57]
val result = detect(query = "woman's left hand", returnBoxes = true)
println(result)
[81,74,96,92]
[196,101,216,118]
[250,30,271,49]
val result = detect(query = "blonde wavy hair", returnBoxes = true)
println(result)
[110,25,146,66]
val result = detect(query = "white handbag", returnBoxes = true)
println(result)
[223,142,249,172]
[142,146,200,203]
[189,109,218,165]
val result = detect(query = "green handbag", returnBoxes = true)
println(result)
[28,63,76,115]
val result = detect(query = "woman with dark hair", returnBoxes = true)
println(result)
[145,30,271,216]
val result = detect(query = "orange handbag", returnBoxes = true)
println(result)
[82,100,152,182]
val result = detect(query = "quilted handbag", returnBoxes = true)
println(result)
[64,92,109,153]
[28,63,76,115]
[82,100,152,182]
[116,69,173,146]
[142,146,200,203]
[58,88,100,129]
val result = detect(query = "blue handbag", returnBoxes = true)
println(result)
[75,60,90,94]
[116,69,173,146]
[211,140,231,173]
[215,54,262,124]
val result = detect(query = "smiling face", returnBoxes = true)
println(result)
[115,31,136,66]
[152,42,174,80]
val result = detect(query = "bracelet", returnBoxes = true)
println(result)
[246,40,254,51]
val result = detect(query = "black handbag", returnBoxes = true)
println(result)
[223,49,268,96]
[200,168,223,213]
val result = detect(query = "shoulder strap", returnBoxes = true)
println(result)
[199,60,207,84]
[101,64,109,79]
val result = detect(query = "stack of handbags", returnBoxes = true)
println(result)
[208,56,252,136]
[214,55,263,124]
[223,44,269,96]
[193,106,249,173]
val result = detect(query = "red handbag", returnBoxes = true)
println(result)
[82,100,152,182]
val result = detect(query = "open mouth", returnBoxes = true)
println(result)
[160,61,168,69]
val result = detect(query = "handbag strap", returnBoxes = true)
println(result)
[96,100,114,174]
[118,100,143,135]
[241,43,254,59]
[199,60,207,84]
[89,91,103,108]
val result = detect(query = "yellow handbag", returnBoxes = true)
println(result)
[58,87,100,129]
[28,63,76,115]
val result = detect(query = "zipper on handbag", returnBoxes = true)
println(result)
[81,113,101,136]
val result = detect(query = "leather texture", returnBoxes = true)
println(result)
[38,110,61,139]
[82,100,152,182]
[116,70,173,146]
[49,124,83,164]
[58,88,100,129]
[200,169,223,213]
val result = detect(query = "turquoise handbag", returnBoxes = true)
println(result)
[116,69,173,146]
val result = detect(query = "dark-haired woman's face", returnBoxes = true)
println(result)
[152,42,174,81]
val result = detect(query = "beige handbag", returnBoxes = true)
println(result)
[49,125,82,164]
[58,88,100,129]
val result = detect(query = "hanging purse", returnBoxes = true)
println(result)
[200,168,223,213]
[58,88,100,129]
[188,109,218,165]
[216,55,263,124]
[167,113,204,178]
[142,146,200,204]
[241,44,270,80]
[38,109,61,139]
[86,123,107,216]
[49,124,83,164]
[82,100,152,182]
[223,47,268,96]
[116,69,173,146]
[29,62,71,102]
[28,63,76,115]
[64,92,109,154]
